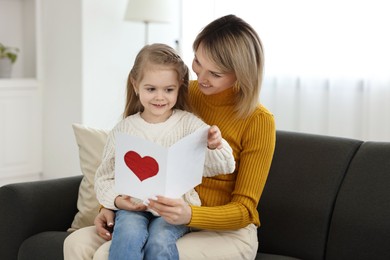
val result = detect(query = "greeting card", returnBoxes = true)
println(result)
[115,126,208,201]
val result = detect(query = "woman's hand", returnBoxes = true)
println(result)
[147,196,192,225]
[94,207,115,241]
[208,125,223,150]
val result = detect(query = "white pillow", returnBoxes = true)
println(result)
[68,123,109,232]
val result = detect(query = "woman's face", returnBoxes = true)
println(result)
[192,44,237,95]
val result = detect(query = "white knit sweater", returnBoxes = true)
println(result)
[95,110,235,210]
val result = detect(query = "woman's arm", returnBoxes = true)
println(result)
[190,111,276,230]
[150,111,275,230]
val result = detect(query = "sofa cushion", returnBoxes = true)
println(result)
[326,141,390,260]
[258,131,362,260]
[0,176,80,260]
[18,231,70,260]
[69,124,109,231]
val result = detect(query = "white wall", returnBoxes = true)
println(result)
[82,0,181,129]
[42,0,181,179]
[41,0,83,179]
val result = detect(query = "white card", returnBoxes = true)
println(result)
[115,126,208,201]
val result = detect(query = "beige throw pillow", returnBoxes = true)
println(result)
[68,123,109,232]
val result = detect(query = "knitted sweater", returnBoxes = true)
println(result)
[95,110,235,210]
[188,80,276,230]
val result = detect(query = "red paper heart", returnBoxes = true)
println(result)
[124,151,159,182]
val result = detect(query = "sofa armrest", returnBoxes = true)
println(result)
[0,175,82,260]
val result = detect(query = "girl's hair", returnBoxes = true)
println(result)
[193,14,264,118]
[123,43,190,118]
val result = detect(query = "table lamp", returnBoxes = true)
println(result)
[124,0,173,45]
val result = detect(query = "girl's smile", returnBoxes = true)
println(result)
[135,67,180,124]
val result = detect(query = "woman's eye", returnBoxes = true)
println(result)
[211,72,221,78]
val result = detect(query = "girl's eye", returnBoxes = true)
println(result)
[146,88,155,92]
[166,88,175,93]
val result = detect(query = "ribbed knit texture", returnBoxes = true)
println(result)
[94,110,235,210]
[188,80,276,230]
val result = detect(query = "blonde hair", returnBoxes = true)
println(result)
[123,43,190,118]
[193,14,264,118]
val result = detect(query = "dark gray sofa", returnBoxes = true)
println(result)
[1,130,390,260]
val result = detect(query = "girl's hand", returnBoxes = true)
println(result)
[114,195,147,211]
[147,196,192,225]
[207,125,223,150]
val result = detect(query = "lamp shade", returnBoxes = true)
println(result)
[124,0,173,23]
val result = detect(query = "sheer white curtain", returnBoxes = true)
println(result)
[182,0,390,141]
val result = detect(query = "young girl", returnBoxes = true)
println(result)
[94,43,235,260]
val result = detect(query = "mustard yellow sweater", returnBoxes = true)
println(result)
[188,80,276,230]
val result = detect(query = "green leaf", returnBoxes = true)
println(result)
[0,43,19,63]
[7,53,17,63]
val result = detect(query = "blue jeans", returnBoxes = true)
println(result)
[109,210,190,260]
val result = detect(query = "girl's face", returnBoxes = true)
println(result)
[192,43,237,95]
[135,67,180,123]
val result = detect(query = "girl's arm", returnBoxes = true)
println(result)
[186,113,236,177]
[94,130,119,210]
[203,125,236,177]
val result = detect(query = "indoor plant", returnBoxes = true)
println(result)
[0,43,19,78]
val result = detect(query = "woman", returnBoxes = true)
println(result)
[64,14,275,260]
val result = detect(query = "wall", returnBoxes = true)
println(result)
[41,0,83,179]
[41,0,181,179]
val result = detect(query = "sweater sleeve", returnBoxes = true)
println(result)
[184,111,236,177]
[94,129,120,210]
[203,138,236,177]
[189,110,276,230]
